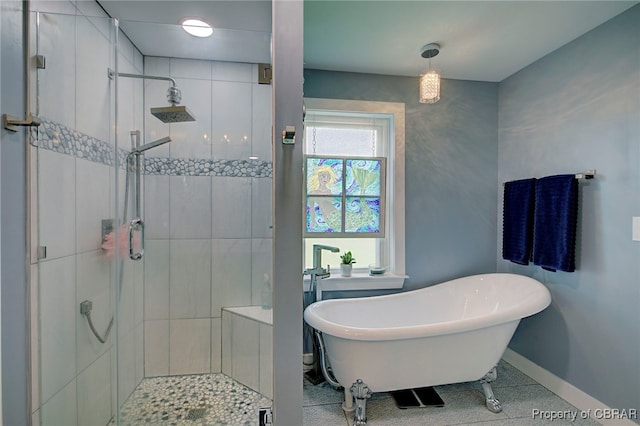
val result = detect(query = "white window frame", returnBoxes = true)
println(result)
[304,98,406,277]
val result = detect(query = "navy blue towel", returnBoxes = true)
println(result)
[532,175,579,272]
[502,178,536,265]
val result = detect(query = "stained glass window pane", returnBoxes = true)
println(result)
[306,157,343,195]
[344,197,381,233]
[306,196,342,232]
[346,159,382,196]
[304,155,385,237]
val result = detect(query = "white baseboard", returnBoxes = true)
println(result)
[502,348,637,426]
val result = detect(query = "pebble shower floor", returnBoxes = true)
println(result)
[114,373,271,425]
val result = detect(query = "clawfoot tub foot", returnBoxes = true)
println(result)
[480,367,502,413]
[350,379,372,425]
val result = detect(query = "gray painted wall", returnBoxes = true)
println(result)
[0,1,30,424]
[303,70,499,290]
[498,5,640,412]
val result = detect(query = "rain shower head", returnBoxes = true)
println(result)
[115,71,197,123]
[151,105,196,123]
[151,85,197,123]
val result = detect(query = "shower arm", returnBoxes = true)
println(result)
[109,69,182,106]
[109,69,176,87]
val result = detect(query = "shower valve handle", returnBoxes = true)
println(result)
[129,217,145,261]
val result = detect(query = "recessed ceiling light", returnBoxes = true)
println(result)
[181,18,214,38]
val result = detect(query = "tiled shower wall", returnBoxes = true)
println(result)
[141,57,273,377]
[31,1,145,425]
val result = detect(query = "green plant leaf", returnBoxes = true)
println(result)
[340,251,356,264]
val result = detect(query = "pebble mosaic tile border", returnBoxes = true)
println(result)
[33,118,119,166]
[144,157,272,177]
[33,119,272,178]
[115,373,271,425]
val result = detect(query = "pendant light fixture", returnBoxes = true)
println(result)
[419,43,441,104]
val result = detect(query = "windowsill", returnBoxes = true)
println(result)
[303,271,407,292]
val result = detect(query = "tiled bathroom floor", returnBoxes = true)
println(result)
[303,360,603,426]
[114,360,602,425]
[116,373,271,425]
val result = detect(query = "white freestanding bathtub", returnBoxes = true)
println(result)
[303,273,551,425]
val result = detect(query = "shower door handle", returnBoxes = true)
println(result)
[129,218,144,261]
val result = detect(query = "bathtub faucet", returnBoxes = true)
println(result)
[303,244,340,386]
[304,244,340,302]
[311,244,340,279]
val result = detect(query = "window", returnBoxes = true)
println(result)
[303,98,405,275]
[305,156,386,236]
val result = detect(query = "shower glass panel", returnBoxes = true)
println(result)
[32,7,122,426]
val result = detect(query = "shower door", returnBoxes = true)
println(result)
[31,6,144,425]
[32,4,274,424]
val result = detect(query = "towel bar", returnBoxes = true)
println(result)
[574,170,596,180]
[503,170,596,186]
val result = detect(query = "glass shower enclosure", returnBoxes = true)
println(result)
[30,3,273,424]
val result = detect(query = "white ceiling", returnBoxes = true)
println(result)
[98,0,273,64]
[98,0,637,82]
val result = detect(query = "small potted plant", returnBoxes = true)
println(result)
[339,251,356,277]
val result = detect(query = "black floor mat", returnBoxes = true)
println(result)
[391,387,445,409]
